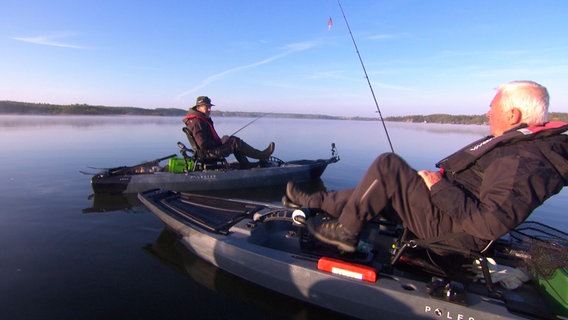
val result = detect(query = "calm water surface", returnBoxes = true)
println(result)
[0,115,566,319]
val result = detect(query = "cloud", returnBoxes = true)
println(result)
[175,40,320,100]
[12,33,86,49]
[367,33,409,41]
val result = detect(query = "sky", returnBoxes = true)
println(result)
[1,0,567,117]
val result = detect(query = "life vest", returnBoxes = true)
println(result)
[184,114,222,143]
[436,121,568,174]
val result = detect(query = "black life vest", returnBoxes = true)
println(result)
[436,121,568,174]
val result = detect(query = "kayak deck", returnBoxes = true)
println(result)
[160,192,264,234]
[139,189,567,320]
[91,158,335,194]
[89,142,340,194]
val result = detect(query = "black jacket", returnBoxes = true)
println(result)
[183,108,222,151]
[431,122,568,249]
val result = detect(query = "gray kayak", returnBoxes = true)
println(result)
[90,144,339,194]
[138,189,568,320]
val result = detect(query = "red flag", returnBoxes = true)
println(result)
[328,17,333,31]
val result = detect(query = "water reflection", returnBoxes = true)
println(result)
[144,228,354,320]
[82,179,328,213]
[82,193,144,213]
[193,179,328,204]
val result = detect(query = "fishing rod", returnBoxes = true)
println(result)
[231,114,265,136]
[336,0,395,153]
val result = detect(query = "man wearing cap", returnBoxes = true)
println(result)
[183,96,275,169]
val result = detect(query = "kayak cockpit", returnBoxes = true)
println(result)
[139,189,568,319]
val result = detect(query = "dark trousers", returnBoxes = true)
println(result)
[219,135,239,156]
[306,153,447,241]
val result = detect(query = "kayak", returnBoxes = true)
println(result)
[143,226,350,319]
[138,189,568,320]
[89,144,339,194]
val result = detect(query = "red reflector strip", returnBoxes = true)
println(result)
[317,257,377,282]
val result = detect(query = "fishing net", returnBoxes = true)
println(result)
[509,221,568,279]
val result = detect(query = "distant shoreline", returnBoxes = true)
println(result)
[2,100,567,124]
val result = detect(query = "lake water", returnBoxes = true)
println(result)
[1,115,566,319]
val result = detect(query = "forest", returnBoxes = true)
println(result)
[2,100,567,124]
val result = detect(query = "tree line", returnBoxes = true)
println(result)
[1,100,567,124]
[0,101,184,116]
[386,112,568,124]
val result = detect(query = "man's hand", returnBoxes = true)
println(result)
[417,170,442,190]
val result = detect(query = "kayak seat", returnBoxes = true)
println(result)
[182,127,229,170]
[390,228,500,299]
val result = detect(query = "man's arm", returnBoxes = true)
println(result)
[420,153,564,240]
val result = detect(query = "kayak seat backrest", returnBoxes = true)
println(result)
[182,127,229,170]
[391,228,500,298]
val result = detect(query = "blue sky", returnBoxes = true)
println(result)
[1,1,567,117]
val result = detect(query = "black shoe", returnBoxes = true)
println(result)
[306,215,358,252]
[259,142,275,162]
[284,181,310,207]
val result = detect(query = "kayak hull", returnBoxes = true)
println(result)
[91,159,330,194]
[139,190,562,320]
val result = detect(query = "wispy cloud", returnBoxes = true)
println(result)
[176,40,320,100]
[367,33,409,41]
[437,49,530,58]
[12,33,86,49]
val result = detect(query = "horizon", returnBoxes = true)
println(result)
[1,1,567,117]
[4,99,568,119]
[1,100,496,118]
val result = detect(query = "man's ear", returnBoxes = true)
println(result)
[510,107,523,125]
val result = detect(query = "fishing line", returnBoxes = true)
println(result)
[336,0,395,153]
[231,114,265,136]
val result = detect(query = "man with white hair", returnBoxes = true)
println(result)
[285,80,568,253]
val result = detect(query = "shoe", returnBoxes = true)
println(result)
[284,181,310,207]
[306,215,358,252]
[238,141,274,162]
[259,142,275,162]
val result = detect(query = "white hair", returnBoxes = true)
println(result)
[497,80,549,125]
